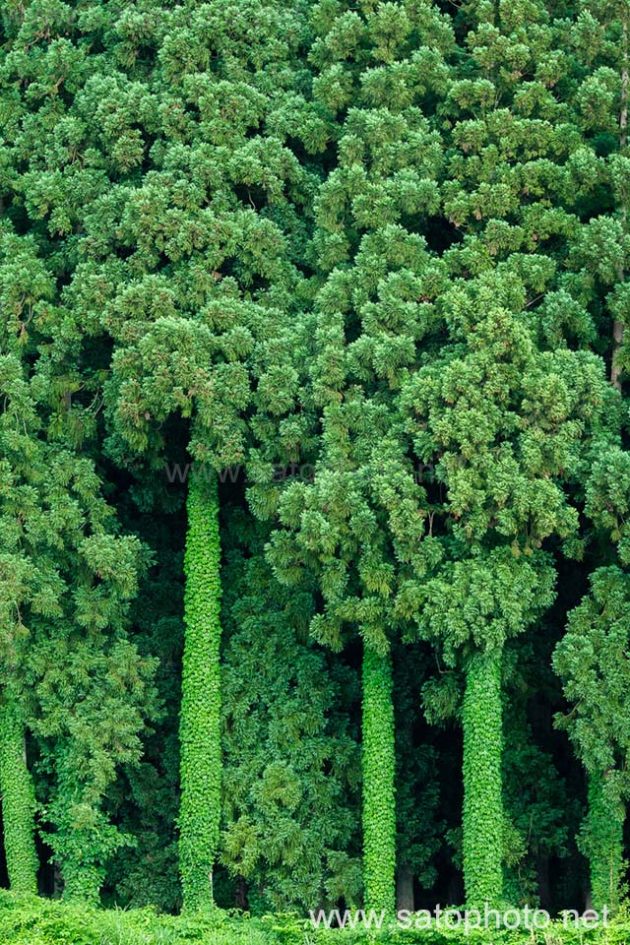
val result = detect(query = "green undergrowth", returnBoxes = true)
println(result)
[2,893,630,945]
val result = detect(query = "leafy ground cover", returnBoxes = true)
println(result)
[2,894,630,945]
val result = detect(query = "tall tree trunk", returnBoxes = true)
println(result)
[396,864,415,914]
[362,645,396,914]
[235,875,248,912]
[462,648,503,907]
[584,771,624,914]
[0,697,38,894]
[179,470,222,911]
[536,853,551,911]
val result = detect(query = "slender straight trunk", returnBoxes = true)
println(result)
[396,865,415,914]
[235,875,248,911]
[0,697,38,894]
[462,648,503,907]
[179,470,222,911]
[612,15,628,390]
[536,853,551,911]
[585,771,624,913]
[362,645,396,914]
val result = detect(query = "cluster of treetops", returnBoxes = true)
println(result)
[0,0,629,921]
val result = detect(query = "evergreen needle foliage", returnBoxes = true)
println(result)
[0,0,628,926]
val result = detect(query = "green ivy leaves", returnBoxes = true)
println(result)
[362,645,396,914]
[0,697,38,895]
[179,472,223,911]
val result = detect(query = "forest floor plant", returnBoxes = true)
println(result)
[0,893,629,945]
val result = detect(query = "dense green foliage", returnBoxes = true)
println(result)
[3,893,630,945]
[555,567,630,910]
[0,0,628,927]
[221,515,361,912]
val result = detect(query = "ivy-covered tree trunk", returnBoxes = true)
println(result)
[0,697,38,894]
[179,470,222,911]
[362,645,396,914]
[62,866,103,905]
[52,750,106,906]
[462,649,503,907]
[584,771,625,913]
[60,839,102,905]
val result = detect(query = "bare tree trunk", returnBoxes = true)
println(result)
[396,865,415,914]
[235,876,248,911]
[536,854,551,911]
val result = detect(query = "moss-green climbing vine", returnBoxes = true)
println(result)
[50,748,124,907]
[462,649,504,907]
[362,645,396,914]
[554,567,630,912]
[582,771,625,913]
[179,471,222,911]
[0,696,38,894]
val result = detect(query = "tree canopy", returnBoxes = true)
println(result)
[0,0,628,920]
